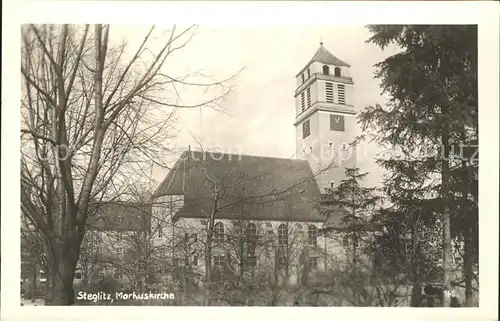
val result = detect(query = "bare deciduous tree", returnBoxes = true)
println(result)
[20,24,237,305]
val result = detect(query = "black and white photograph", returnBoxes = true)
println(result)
[1,1,499,320]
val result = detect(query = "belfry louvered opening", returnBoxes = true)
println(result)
[337,84,345,105]
[326,82,334,103]
[306,87,311,108]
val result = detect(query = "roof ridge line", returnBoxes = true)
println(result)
[186,150,308,162]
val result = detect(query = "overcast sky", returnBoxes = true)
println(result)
[110,25,400,187]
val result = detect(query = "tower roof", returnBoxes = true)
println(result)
[296,44,350,77]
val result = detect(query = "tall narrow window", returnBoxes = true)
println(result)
[306,87,311,108]
[277,246,287,269]
[337,84,345,105]
[323,65,330,75]
[214,222,225,244]
[300,92,305,112]
[246,223,257,259]
[325,82,334,103]
[277,224,288,246]
[308,225,318,246]
[307,69,311,78]
[246,223,257,242]
[301,74,305,83]
[302,119,310,138]
[334,67,341,77]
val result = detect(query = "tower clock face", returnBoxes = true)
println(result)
[330,114,345,131]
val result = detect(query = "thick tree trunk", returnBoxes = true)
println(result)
[461,144,476,307]
[409,220,423,307]
[44,241,80,305]
[204,192,217,306]
[464,226,474,306]
[31,263,38,303]
[441,105,452,308]
[204,239,212,305]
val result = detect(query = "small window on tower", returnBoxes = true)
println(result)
[334,67,341,77]
[302,119,310,138]
[330,181,336,188]
[341,143,349,151]
[323,65,330,75]
[307,69,311,79]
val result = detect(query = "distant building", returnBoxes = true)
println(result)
[78,202,151,287]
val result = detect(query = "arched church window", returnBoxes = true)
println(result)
[214,222,225,244]
[277,224,288,246]
[246,223,257,242]
[308,225,318,246]
[246,223,257,257]
[334,67,341,77]
[323,65,330,75]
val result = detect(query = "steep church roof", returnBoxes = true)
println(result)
[154,151,326,222]
[296,44,350,77]
[87,202,151,232]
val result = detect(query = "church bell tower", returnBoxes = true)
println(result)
[294,42,357,193]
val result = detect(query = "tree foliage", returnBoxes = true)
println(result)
[360,25,478,307]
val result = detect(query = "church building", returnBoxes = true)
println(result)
[152,43,358,285]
